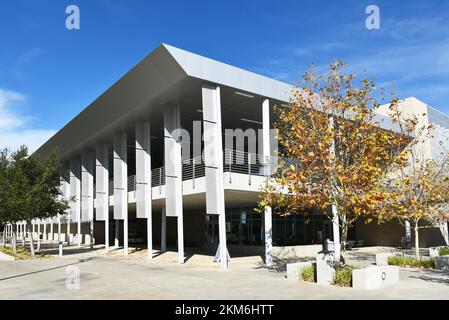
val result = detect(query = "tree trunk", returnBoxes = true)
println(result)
[2,229,5,248]
[28,224,35,257]
[340,214,348,255]
[414,223,420,260]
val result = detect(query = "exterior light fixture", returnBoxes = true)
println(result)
[240,118,263,125]
[234,91,255,99]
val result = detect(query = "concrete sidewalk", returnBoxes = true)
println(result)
[1,248,449,299]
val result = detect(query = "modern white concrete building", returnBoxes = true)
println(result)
[33,44,449,267]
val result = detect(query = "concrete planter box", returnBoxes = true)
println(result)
[316,252,335,285]
[0,251,15,261]
[286,261,314,280]
[435,255,449,271]
[429,246,449,258]
[274,245,323,259]
[375,253,394,266]
[352,266,399,290]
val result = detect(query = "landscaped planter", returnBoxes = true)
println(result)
[0,251,16,261]
[375,253,393,266]
[316,252,335,285]
[352,266,399,290]
[435,255,449,271]
[286,261,314,280]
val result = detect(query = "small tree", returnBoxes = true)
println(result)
[13,147,68,256]
[377,107,449,260]
[0,146,69,256]
[0,148,22,252]
[259,62,406,260]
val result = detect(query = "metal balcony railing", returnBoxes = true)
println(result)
[116,149,278,193]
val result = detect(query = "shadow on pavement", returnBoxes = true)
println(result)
[0,256,99,282]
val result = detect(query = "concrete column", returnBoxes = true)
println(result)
[43,221,47,241]
[114,132,128,255]
[329,117,341,262]
[262,98,273,267]
[60,167,70,244]
[161,206,166,252]
[202,83,227,269]
[405,221,411,239]
[164,105,184,263]
[82,150,94,248]
[57,214,62,242]
[332,205,341,262]
[49,221,53,242]
[115,220,120,248]
[136,121,153,260]
[95,142,109,251]
[37,220,41,251]
[70,158,81,247]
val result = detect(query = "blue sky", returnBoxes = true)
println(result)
[0,0,448,151]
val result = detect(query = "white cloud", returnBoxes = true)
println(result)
[0,89,55,153]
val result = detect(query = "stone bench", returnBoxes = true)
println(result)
[286,261,314,280]
[352,266,399,290]
[435,255,449,271]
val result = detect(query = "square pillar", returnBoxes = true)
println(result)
[262,98,273,267]
[164,105,184,264]
[82,150,94,247]
[59,166,70,244]
[50,220,53,242]
[70,158,81,246]
[136,121,153,260]
[37,220,41,251]
[96,142,109,251]
[161,206,166,252]
[202,83,228,269]
[113,132,128,255]
[57,214,62,242]
[43,221,47,241]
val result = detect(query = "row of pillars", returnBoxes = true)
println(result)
[35,83,274,270]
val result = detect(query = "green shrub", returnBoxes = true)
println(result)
[438,247,449,256]
[333,267,353,287]
[300,264,316,282]
[387,255,434,268]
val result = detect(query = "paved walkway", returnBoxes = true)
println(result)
[0,244,449,299]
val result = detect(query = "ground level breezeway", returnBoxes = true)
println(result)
[41,205,448,259]
[1,246,449,299]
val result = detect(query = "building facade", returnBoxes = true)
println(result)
[32,45,448,267]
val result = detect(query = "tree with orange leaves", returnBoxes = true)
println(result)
[377,105,449,260]
[259,62,408,262]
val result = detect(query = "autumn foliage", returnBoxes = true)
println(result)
[259,62,410,253]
